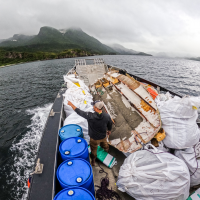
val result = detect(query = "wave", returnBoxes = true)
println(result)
[4,103,52,200]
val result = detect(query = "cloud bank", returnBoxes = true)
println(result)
[0,0,200,56]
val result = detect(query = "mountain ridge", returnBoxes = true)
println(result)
[108,43,152,56]
[0,26,151,56]
[0,26,115,54]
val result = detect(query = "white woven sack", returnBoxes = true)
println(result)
[175,142,200,187]
[158,96,200,149]
[63,106,94,144]
[62,78,93,118]
[116,144,190,200]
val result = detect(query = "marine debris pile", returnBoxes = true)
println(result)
[63,74,94,143]
[117,144,191,200]
[117,91,200,200]
[63,61,200,200]
[91,69,162,154]
[155,93,200,187]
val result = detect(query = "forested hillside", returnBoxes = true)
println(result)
[0,27,115,54]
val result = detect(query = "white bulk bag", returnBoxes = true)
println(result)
[64,112,90,144]
[62,75,95,144]
[62,79,93,117]
[158,96,200,149]
[63,107,94,144]
[175,142,200,187]
[116,144,190,200]
[64,104,74,118]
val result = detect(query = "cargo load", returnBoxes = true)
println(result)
[175,142,200,187]
[116,144,190,200]
[155,95,200,149]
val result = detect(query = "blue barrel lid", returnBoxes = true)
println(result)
[57,158,92,187]
[59,124,82,139]
[59,137,87,157]
[54,187,95,200]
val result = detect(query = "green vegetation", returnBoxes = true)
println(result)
[0,26,152,67]
[0,27,116,54]
[0,48,94,67]
[0,27,117,67]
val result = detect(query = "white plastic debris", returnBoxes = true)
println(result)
[63,76,93,116]
[157,96,200,149]
[175,142,200,187]
[62,76,95,144]
[116,144,190,200]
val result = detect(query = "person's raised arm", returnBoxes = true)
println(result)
[67,101,90,120]
[67,101,77,110]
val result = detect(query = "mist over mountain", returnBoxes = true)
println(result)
[148,51,197,58]
[0,26,115,54]
[108,43,151,56]
[0,26,150,56]
[188,57,200,61]
[109,44,138,54]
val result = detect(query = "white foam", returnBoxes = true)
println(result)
[4,103,52,200]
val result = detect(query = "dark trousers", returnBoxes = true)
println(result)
[90,137,109,159]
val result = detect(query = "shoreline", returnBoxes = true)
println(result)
[0,51,114,68]
[0,61,31,68]
[0,56,92,68]
[0,54,155,69]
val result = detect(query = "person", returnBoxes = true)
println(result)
[67,100,112,166]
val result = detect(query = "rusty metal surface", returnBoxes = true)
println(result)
[91,72,161,153]
[117,74,140,90]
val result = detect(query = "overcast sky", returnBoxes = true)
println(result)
[0,0,200,57]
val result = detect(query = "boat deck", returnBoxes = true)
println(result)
[28,59,200,200]
[92,146,134,200]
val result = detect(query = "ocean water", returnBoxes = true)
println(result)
[0,55,200,199]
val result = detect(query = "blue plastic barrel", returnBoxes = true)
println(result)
[59,124,83,141]
[57,158,95,196]
[59,137,89,162]
[53,187,95,200]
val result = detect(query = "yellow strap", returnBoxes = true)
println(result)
[193,106,197,110]
[74,82,80,87]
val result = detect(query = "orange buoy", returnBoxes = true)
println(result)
[147,87,158,100]
[27,176,32,188]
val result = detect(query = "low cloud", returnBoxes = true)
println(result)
[0,0,200,56]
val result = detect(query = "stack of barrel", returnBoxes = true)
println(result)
[54,124,95,200]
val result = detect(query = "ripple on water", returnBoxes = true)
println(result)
[0,55,200,199]
[1,104,52,200]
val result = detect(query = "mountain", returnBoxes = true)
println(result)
[0,27,115,54]
[0,27,151,56]
[0,34,35,47]
[188,57,200,61]
[109,44,138,54]
[108,43,152,56]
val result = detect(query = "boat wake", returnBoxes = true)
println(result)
[4,103,52,200]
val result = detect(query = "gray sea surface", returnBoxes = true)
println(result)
[0,55,200,199]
